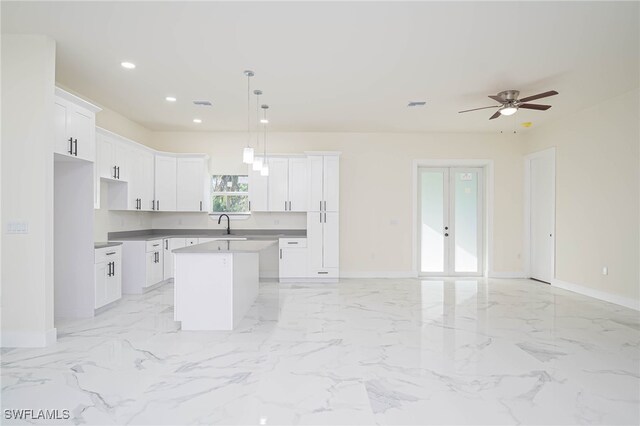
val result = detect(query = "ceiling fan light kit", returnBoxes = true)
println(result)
[459,89,558,120]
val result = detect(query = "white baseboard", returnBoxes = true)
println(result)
[339,271,418,279]
[1,328,57,348]
[552,278,640,311]
[488,271,528,279]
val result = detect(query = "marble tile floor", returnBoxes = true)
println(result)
[1,278,639,425]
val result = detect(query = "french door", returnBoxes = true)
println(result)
[419,167,484,276]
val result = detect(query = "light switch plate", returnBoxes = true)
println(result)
[7,221,29,234]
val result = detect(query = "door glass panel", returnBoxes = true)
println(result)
[420,170,445,273]
[453,171,479,272]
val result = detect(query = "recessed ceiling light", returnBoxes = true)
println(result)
[165,96,177,102]
[408,101,426,107]
[193,118,202,124]
[120,62,136,69]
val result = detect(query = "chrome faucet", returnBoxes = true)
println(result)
[217,214,231,235]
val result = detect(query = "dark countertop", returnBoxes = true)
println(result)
[108,229,306,242]
[173,240,277,254]
[94,242,123,249]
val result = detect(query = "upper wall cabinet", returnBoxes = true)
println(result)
[54,88,101,162]
[97,130,130,182]
[251,155,308,212]
[154,155,177,212]
[308,154,340,212]
[176,156,209,212]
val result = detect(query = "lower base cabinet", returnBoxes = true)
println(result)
[279,238,308,281]
[163,237,187,279]
[116,239,167,294]
[95,246,122,309]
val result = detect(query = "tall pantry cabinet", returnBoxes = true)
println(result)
[306,153,340,280]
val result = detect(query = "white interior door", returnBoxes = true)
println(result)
[529,151,555,283]
[419,167,483,276]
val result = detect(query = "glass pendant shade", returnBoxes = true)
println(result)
[252,157,263,171]
[243,147,254,164]
[260,164,269,176]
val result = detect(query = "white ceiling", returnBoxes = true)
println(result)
[2,1,638,133]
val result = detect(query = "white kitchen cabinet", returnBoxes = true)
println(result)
[54,88,100,162]
[279,238,308,281]
[97,130,130,181]
[248,157,269,211]
[306,153,340,280]
[129,147,155,211]
[163,238,187,279]
[268,157,289,212]
[117,240,167,294]
[177,156,209,212]
[94,262,107,309]
[288,157,308,211]
[95,246,122,310]
[146,249,164,288]
[155,155,177,211]
[308,154,340,212]
[271,156,308,212]
[307,212,339,278]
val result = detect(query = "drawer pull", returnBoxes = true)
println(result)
[287,242,298,245]
[152,244,160,247]
[317,271,328,275]
[106,251,116,256]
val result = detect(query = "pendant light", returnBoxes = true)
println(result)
[242,70,255,164]
[252,90,263,171]
[260,104,269,176]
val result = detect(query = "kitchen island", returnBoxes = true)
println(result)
[173,239,276,331]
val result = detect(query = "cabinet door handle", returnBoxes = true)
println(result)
[152,200,155,211]
[319,201,322,211]
[285,201,287,211]
[200,201,203,211]
[287,242,298,245]
[73,138,78,156]
[152,243,160,247]
[68,137,73,155]
[279,249,282,259]
[113,166,117,179]
[289,201,292,211]
[157,200,160,211]
[319,212,322,223]
[165,240,168,250]
[249,201,251,211]
[117,166,120,179]
[323,213,326,223]
[318,271,328,275]
[324,201,327,211]
[106,251,116,255]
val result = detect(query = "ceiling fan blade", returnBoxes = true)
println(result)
[488,95,504,103]
[459,105,500,113]
[489,110,501,120]
[519,90,558,103]
[519,103,552,111]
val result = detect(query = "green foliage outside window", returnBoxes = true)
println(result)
[211,175,249,213]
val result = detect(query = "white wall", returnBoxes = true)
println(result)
[525,89,640,307]
[148,131,526,276]
[1,35,57,347]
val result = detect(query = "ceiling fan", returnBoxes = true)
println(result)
[459,90,559,120]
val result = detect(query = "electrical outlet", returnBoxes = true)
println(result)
[602,267,608,276]
[6,221,29,234]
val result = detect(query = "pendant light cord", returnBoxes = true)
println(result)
[246,74,251,148]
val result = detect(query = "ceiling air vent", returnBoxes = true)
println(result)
[407,101,426,107]
[193,100,213,106]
